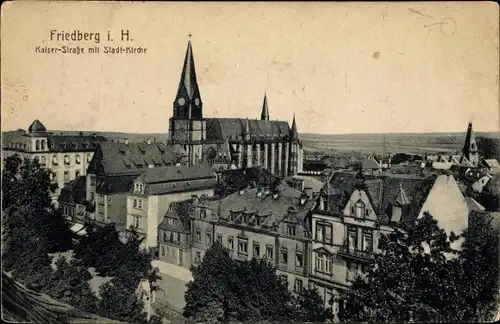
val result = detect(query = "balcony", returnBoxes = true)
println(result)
[338,246,374,263]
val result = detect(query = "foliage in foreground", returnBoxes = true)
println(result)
[183,242,333,323]
[341,212,499,323]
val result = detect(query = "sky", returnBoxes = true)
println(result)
[1,1,499,135]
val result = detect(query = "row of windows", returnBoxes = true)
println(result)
[195,230,304,266]
[163,230,181,243]
[36,154,92,166]
[131,215,143,229]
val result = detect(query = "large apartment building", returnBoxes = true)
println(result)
[126,165,217,249]
[309,170,480,320]
[2,120,106,203]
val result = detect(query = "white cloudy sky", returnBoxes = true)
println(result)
[1,1,498,134]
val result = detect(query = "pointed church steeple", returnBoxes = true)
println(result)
[290,114,298,141]
[463,122,478,155]
[462,121,479,167]
[173,38,203,119]
[261,94,269,121]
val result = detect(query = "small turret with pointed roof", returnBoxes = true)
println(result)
[28,119,47,134]
[261,93,269,121]
[290,114,298,141]
[394,181,411,206]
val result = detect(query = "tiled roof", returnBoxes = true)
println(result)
[147,178,217,196]
[2,272,124,323]
[217,167,280,196]
[101,174,139,195]
[88,142,181,176]
[47,134,106,152]
[158,199,194,232]
[319,171,435,222]
[206,184,310,226]
[28,119,47,133]
[206,118,290,142]
[286,175,325,193]
[136,164,216,184]
[362,157,381,170]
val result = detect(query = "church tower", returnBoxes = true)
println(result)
[168,38,206,166]
[462,121,479,167]
[288,114,303,175]
[261,94,269,121]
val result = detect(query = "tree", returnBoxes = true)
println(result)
[184,242,323,323]
[459,211,500,322]
[184,242,240,322]
[294,286,334,322]
[1,155,72,254]
[46,256,98,314]
[341,213,466,323]
[97,271,149,323]
[477,136,500,160]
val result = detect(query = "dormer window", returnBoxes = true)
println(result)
[50,142,55,149]
[134,183,144,194]
[355,201,365,218]
[255,216,261,226]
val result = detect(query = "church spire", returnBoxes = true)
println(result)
[261,93,269,121]
[173,38,203,119]
[463,121,478,155]
[290,114,298,140]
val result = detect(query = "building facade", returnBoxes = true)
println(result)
[167,40,304,177]
[85,141,185,229]
[2,120,106,203]
[126,165,217,249]
[309,170,473,321]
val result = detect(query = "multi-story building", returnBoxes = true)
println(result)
[167,39,304,177]
[1,120,107,203]
[85,141,185,229]
[126,164,217,249]
[310,170,475,320]
[189,183,315,294]
[157,199,195,268]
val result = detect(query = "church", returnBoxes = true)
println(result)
[167,39,304,177]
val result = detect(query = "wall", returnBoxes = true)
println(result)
[418,174,469,251]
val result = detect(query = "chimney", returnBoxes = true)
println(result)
[304,187,313,199]
[125,138,129,145]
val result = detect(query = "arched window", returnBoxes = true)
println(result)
[52,155,58,165]
[75,154,81,164]
[41,140,46,150]
[35,140,40,150]
[41,156,46,165]
[64,155,70,165]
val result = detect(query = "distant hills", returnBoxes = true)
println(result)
[3,129,499,155]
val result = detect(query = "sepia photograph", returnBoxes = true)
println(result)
[1,1,499,323]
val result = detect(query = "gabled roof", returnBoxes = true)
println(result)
[88,142,181,176]
[483,159,500,169]
[135,164,216,184]
[206,184,314,225]
[28,119,47,133]
[206,118,290,142]
[47,134,106,152]
[158,199,194,233]
[362,157,381,169]
[318,171,435,222]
